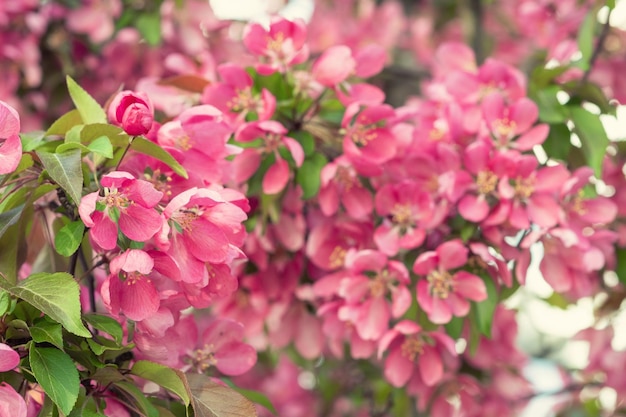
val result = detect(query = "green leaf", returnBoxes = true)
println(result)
[30,319,64,350]
[113,381,159,417]
[21,131,47,152]
[230,386,277,415]
[444,316,464,339]
[0,272,91,338]
[136,11,162,46]
[0,290,10,316]
[66,76,107,124]
[187,373,257,417]
[0,204,24,240]
[616,247,626,285]
[542,123,572,161]
[46,110,84,137]
[87,136,114,158]
[531,86,567,124]
[131,360,191,406]
[289,131,315,156]
[569,106,609,177]
[30,346,80,415]
[296,153,327,199]
[472,275,498,338]
[80,123,126,146]
[37,149,83,205]
[83,314,123,345]
[131,136,188,179]
[577,10,597,70]
[54,221,85,257]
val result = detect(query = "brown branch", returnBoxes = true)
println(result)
[582,8,613,84]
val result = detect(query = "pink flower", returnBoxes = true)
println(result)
[0,100,21,175]
[481,92,548,150]
[0,383,27,417]
[314,249,411,342]
[374,181,438,256]
[157,105,235,185]
[311,45,356,87]
[108,90,154,136]
[0,343,20,372]
[490,155,568,229]
[243,17,309,74]
[201,64,276,126]
[318,156,373,220]
[232,121,304,194]
[413,239,487,324]
[378,320,456,387]
[161,187,247,283]
[103,249,160,322]
[79,171,163,250]
[189,318,257,376]
[342,103,397,175]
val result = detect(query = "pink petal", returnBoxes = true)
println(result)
[515,124,549,150]
[232,149,261,184]
[295,312,323,359]
[119,205,162,242]
[419,345,444,386]
[282,136,304,167]
[540,255,573,292]
[0,101,20,138]
[214,342,257,376]
[437,239,468,270]
[0,383,27,417]
[120,275,160,322]
[527,194,561,228]
[312,45,355,87]
[262,157,290,195]
[0,344,19,372]
[384,345,414,387]
[454,271,488,301]
[91,213,119,250]
[356,297,390,341]
[185,217,229,263]
[0,135,22,175]
[458,193,490,223]
[354,44,387,78]
[413,251,438,275]
[203,319,245,351]
[511,97,538,134]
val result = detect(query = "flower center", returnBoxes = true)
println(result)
[125,272,149,286]
[191,344,218,372]
[227,87,256,113]
[174,208,201,232]
[493,118,517,140]
[369,270,390,298]
[267,32,285,54]
[476,170,498,195]
[335,166,357,191]
[349,125,378,146]
[104,190,130,208]
[401,336,424,362]
[514,176,535,199]
[176,135,193,152]
[427,269,454,299]
[329,245,347,269]
[571,191,587,215]
[391,203,413,228]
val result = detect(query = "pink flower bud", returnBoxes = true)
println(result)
[108,91,154,136]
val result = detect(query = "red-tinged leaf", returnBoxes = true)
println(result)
[187,373,257,417]
[158,75,211,93]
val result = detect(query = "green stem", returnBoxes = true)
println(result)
[115,136,135,170]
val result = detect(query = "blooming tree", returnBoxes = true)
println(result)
[0,0,625,416]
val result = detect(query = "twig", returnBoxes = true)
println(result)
[469,0,485,65]
[582,8,613,84]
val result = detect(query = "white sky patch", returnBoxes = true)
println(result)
[209,0,314,22]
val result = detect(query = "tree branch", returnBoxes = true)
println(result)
[469,0,485,65]
[582,9,613,84]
